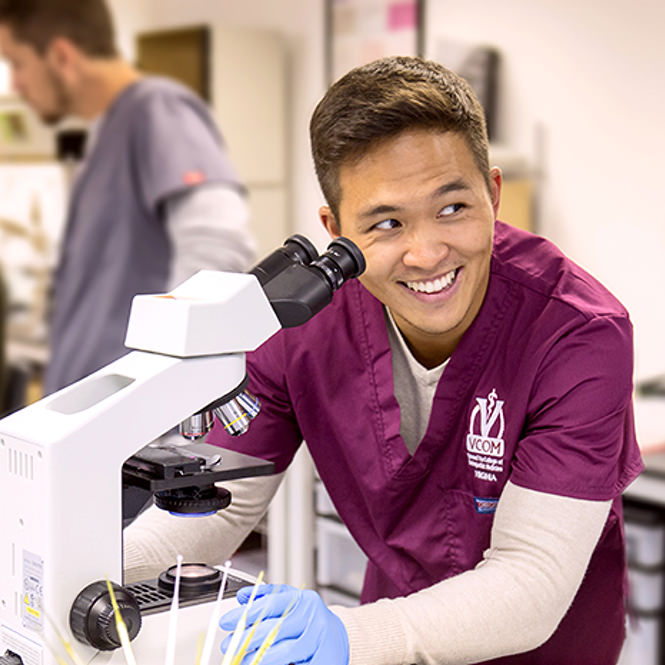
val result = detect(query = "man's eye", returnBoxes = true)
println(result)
[438,203,464,217]
[373,219,400,231]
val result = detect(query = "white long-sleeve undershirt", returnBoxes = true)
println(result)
[164,184,256,289]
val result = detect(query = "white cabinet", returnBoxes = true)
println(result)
[316,513,366,598]
[620,500,665,665]
[314,479,365,605]
[211,27,289,260]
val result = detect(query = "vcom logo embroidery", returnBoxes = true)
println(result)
[466,388,505,482]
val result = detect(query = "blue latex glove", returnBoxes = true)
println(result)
[219,584,349,665]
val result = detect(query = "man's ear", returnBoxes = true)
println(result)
[489,167,503,220]
[319,205,341,239]
[44,37,80,79]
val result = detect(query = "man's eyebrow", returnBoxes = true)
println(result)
[432,179,472,198]
[358,179,472,219]
[358,203,401,219]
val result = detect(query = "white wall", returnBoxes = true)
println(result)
[425,0,665,378]
[109,0,665,378]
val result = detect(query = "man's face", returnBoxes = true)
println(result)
[0,25,69,125]
[320,129,501,366]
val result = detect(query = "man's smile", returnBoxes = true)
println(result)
[401,267,460,294]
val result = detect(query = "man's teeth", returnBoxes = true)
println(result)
[406,269,458,294]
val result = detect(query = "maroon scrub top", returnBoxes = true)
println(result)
[209,221,644,664]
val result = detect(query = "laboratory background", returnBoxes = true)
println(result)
[0,0,664,663]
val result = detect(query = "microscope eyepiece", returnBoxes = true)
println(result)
[284,234,320,264]
[310,237,366,291]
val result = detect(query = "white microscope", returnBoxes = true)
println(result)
[0,235,365,665]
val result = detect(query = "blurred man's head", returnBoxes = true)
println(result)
[0,0,118,124]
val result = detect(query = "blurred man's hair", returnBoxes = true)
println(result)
[0,0,117,57]
[310,55,491,221]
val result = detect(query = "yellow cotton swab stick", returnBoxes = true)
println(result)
[42,635,73,665]
[246,592,299,665]
[199,560,232,665]
[221,571,264,665]
[43,608,86,665]
[164,554,184,665]
[105,578,137,665]
[220,570,265,665]
[230,586,279,665]
[194,631,205,665]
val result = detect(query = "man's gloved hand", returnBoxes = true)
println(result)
[219,583,349,665]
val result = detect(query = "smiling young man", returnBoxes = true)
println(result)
[125,56,643,664]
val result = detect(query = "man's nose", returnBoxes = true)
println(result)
[402,228,449,268]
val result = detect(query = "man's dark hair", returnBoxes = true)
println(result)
[0,0,117,57]
[310,56,491,221]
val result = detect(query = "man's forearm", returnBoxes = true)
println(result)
[333,482,611,665]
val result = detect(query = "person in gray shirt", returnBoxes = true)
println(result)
[0,0,256,394]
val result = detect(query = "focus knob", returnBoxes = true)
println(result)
[69,580,141,650]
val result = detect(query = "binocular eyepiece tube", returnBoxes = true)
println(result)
[250,234,365,292]
[256,234,365,329]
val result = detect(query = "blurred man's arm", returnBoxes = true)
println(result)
[164,184,256,289]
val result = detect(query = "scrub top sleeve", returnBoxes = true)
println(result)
[510,313,643,500]
[206,334,303,474]
[131,91,241,214]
